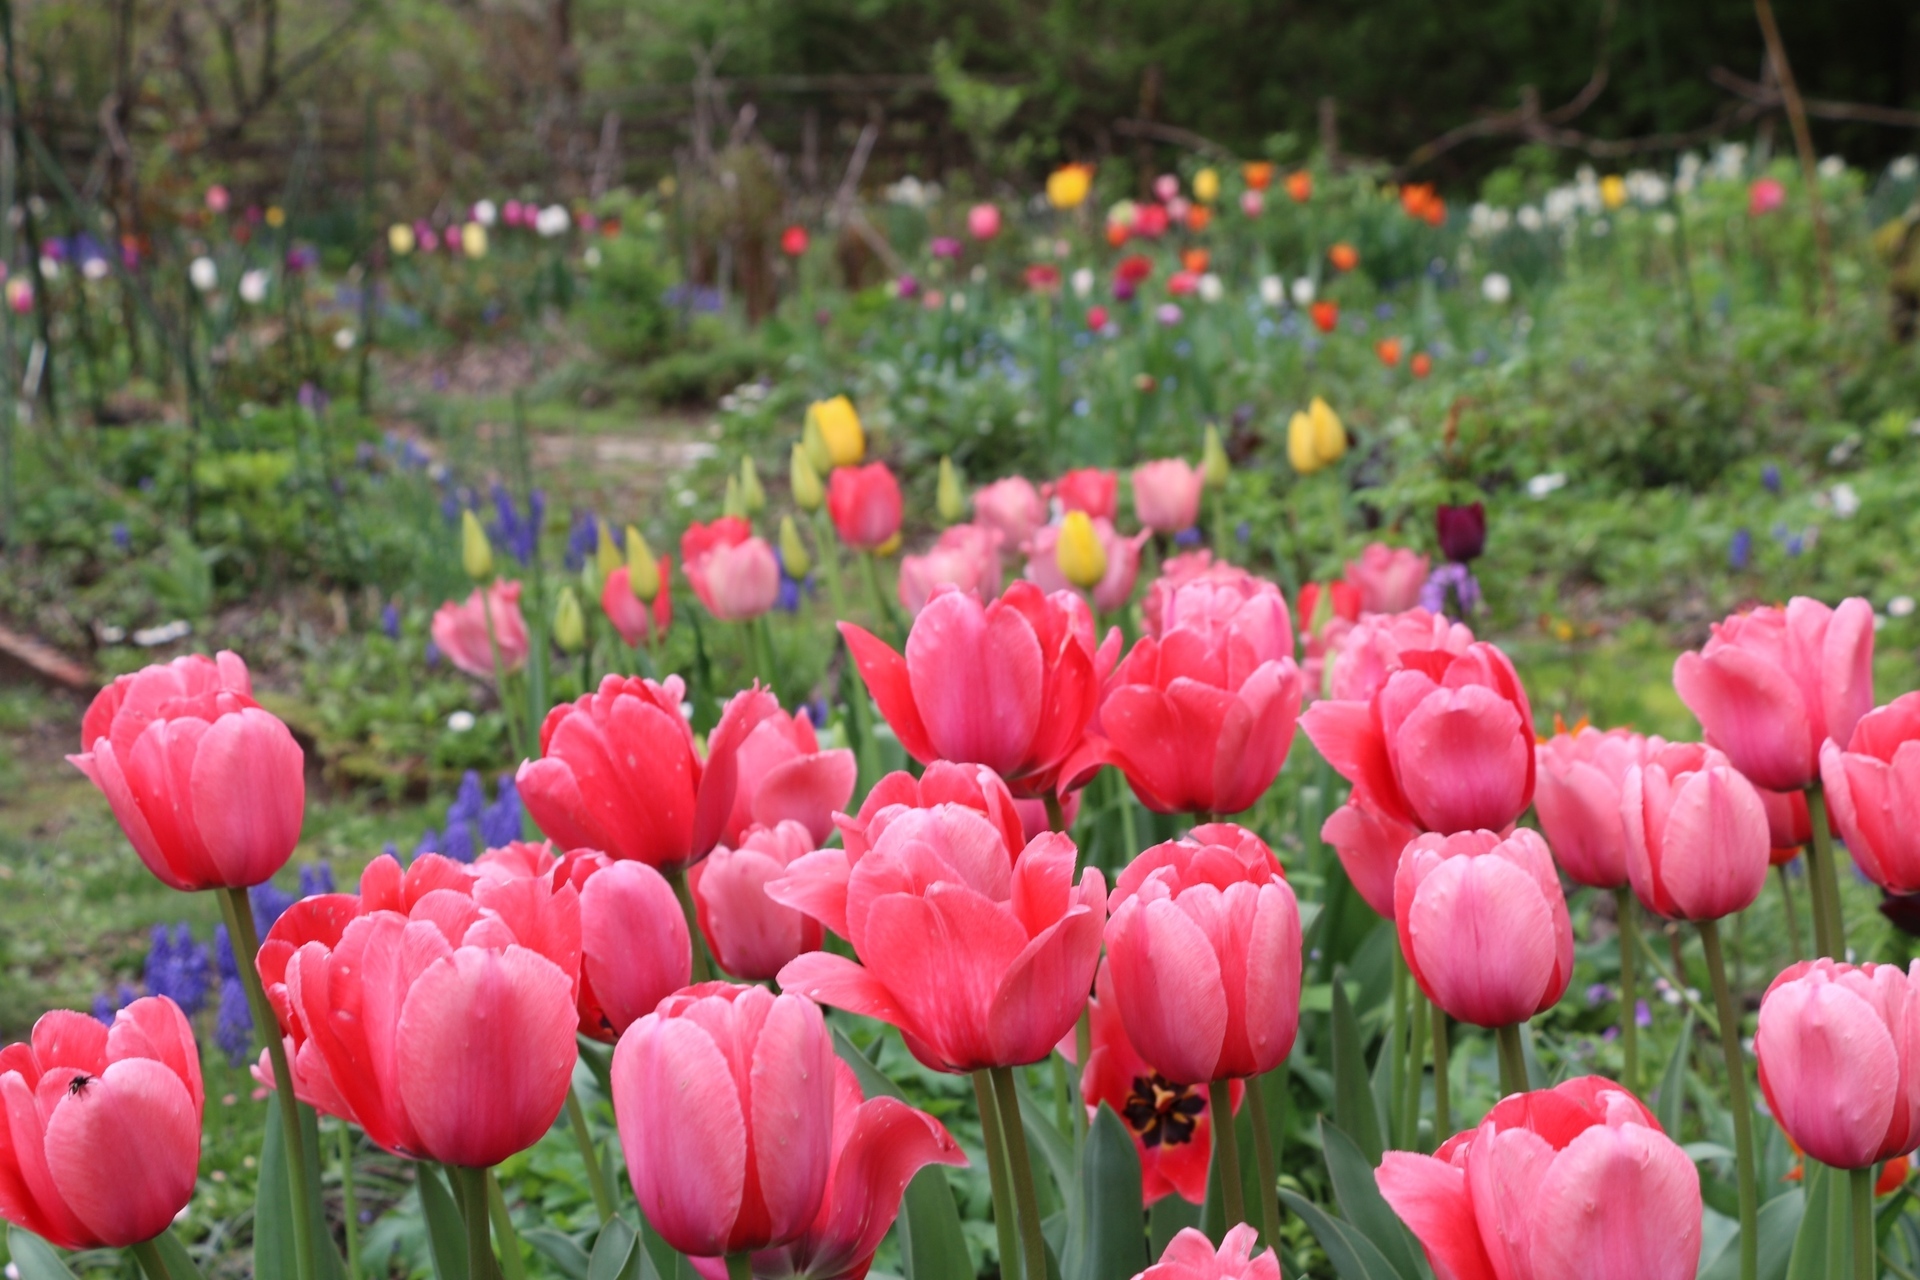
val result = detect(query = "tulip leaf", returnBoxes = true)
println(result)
[1277,1188,1407,1280]
[152,1228,210,1280]
[416,1163,470,1280]
[1331,975,1386,1164]
[1785,1164,1836,1280]
[588,1216,644,1280]
[5,1229,77,1280]
[525,1226,594,1279]
[1068,1105,1147,1280]
[1148,1195,1202,1261]
[638,1210,699,1280]
[255,1101,346,1280]
[831,1026,904,1101]
[1318,1119,1429,1280]
[1654,1010,1696,1139]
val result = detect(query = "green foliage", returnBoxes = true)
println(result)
[582,236,675,364]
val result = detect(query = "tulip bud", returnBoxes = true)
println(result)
[594,523,624,585]
[580,559,602,599]
[1287,411,1320,474]
[723,474,746,519]
[936,456,965,523]
[553,586,586,654]
[1308,396,1347,463]
[461,509,494,581]
[1056,511,1108,589]
[1192,167,1221,204]
[1202,424,1231,486]
[801,418,834,476]
[806,395,865,467]
[626,526,660,602]
[791,443,825,511]
[779,514,812,579]
[739,456,766,514]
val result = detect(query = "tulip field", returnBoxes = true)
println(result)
[9,94,1920,1280]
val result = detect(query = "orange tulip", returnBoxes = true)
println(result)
[1310,300,1339,333]
[1375,338,1402,367]
[1329,242,1359,272]
[1286,171,1313,203]
[1181,248,1211,274]
[1185,205,1212,233]
[1106,221,1131,248]
[1411,352,1433,378]
[1243,162,1274,191]
[1401,184,1447,227]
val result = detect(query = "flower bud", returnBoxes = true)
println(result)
[801,418,834,476]
[553,586,586,654]
[1055,511,1108,589]
[791,443,825,511]
[1192,167,1221,204]
[460,509,494,581]
[1309,396,1346,463]
[779,515,812,579]
[626,526,660,602]
[806,395,865,466]
[594,522,624,585]
[739,456,766,514]
[936,456,965,524]
[1202,424,1231,486]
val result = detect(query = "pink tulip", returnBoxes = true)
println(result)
[1377,1077,1701,1280]
[1325,607,1475,703]
[0,998,202,1249]
[602,562,674,645]
[773,809,1106,1072]
[68,651,304,891]
[828,463,904,551]
[1303,641,1535,835]
[1756,959,1920,1169]
[1395,829,1573,1028]
[967,203,1001,240]
[900,523,1003,614]
[1104,825,1302,1082]
[256,850,580,1166]
[432,580,532,677]
[1141,551,1265,638]
[617,986,964,1271]
[1093,580,1304,815]
[1759,785,1812,864]
[518,678,779,872]
[1320,799,1421,918]
[1748,177,1786,216]
[685,536,780,621]
[1049,468,1118,520]
[1026,517,1151,612]
[973,476,1048,550]
[1131,459,1206,533]
[720,704,857,847]
[692,821,825,981]
[1822,691,1920,892]
[1621,742,1770,920]
[1343,543,1429,614]
[548,849,691,1041]
[1672,596,1874,791]
[1534,727,1659,889]
[1138,1226,1278,1280]
[833,761,1029,863]
[841,581,1117,798]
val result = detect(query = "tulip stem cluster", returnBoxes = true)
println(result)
[989,1067,1053,1280]
[1698,919,1758,1280]
[972,1071,1024,1280]
[1774,865,1804,959]
[1494,1024,1527,1098]
[486,1171,529,1280]
[1209,1079,1246,1228]
[453,1165,500,1280]
[1428,1002,1450,1136]
[1402,995,1427,1149]
[564,1088,617,1223]
[1614,887,1640,1094]
[217,885,317,1280]
[1804,784,1847,958]
[1243,1077,1284,1248]
[665,865,714,983]
[1851,1166,1875,1280]
[337,1124,361,1277]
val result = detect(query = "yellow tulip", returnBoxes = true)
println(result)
[801,418,834,476]
[388,223,416,256]
[790,443,825,511]
[779,515,812,579]
[460,510,494,581]
[1047,164,1093,210]
[1287,411,1322,474]
[461,222,488,258]
[936,456,965,524]
[1056,511,1108,589]
[1193,167,1221,204]
[626,526,660,601]
[875,531,902,557]
[552,587,586,654]
[1310,396,1348,465]
[594,523,624,585]
[1202,424,1231,486]
[265,205,286,228]
[806,396,865,466]
[739,456,766,514]
[1600,175,1627,210]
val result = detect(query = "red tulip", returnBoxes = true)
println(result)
[1049,468,1119,520]
[1756,959,1920,1169]
[1104,825,1302,1082]
[773,809,1105,1072]
[1297,580,1362,631]
[1325,607,1474,703]
[1094,580,1305,815]
[973,476,1048,550]
[1141,551,1267,638]
[692,821,825,981]
[602,562,673,646]
[0,998,202,1248]
[68,651,304,891]
[256,850,580,1166]
[1064,960,1238,1205]
[549,849,691,1041]
[840,581,1116,797]
[1534,727,1659,889]
[1309,301,1338,332]
[1303,641,1535,835]
[1086,305,1110,330]
[682,515,754,567]
[721,704,857,848]
[1394,829,1573,1028]
[1026,517,1151,613]
[832,761,1028,865]
[1377,1077,1700,1280]
[518,678,779,872]
[1343,542,1429,614]
[1621,742,1770,920]
[828,462,904,550]
[682,520,780,621]
[432,580,532,676]
[900,523,1004,614]
[1822,691,1920,892]
[1673,597,1874,791]
[1131,459,1206,533]
[1320,798,1421,918]
[780,225,810,257]
[1140,1226,1277,1280]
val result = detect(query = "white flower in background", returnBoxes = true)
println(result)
[1892,156,1919,181]
[1817,155,1845,179]
[885,176,937,208]
[969,264,987,284]
[1197,273,1223,303]
[1526,471,1567,499]
[1070,267,1095,298]
[1625,170,1669,205]
[1654,213,1678,235]
[333,328,357,351]
[239,269,269,303]
[82,256,110,281]
[1481,272,1512,304]
[37,256,59,280]
[1258,275,1285,306]
[949,292,967,313]
[1290,276,1316,306]
[1574,165,1602,214]
[447,710,476,734]
[189,257,218,292]
[1711,143,1748,180]
[473,199,498,226]
[1544,187,1579,225]
[1831,482,1860,517]
[1590,218,1610,237]
[583,246,602,268]
[1517,205,1544,232]
[534,204,570,237]
[1676,152,1703,194]
[1468,204,1512,237]
[1889,596,1916,619]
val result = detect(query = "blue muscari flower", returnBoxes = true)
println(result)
[1235,521,1251,544]
[381,603,401,639]
[145,924,211,1015]
[1785,534,1805,558]
[1470,348,1489,365]
[215,978,253,1065]
[214,925,238,982]
[565,511,601,571]
[1635,999,1652,1028]
[250,881,298,934]
[414,828,441,860]
[92,993,117,1026]
[1172,527,1203,548]
[773,550,815,614]
[424,640,443,668]
[1730,528,1753,570]
[1762,463,1781,494]
[479,774,522,849]
[112,523,131,551]
[1375,302,1395,319]
[439,481,463,527]
[1419,563,1482,616]
[382,841,400,862]
[449,771,487,827]
[299,863,335,897]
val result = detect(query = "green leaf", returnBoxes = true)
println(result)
[1331,976,1386,1164]
[255,1101,346,1280]
[899,1165,974,1280]
[832,1028,905,1101]
[639,1211,698,1280]
[1785,1164,1833,1280]
[1654,1010,1696,1139]
[1148,1196,1202,1261]
[1319,1120,1428,1280]
[589,1216,644,1280]
[1069,1105,1147,1280]
[6,1229,77,1280]
[1277,1189,1406,1280]
[151,1228,210,1280]
[417,1163,470,1280]
[525,1226,594,1279]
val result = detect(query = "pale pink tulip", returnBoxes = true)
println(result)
[1141,551,1266,638]
[1320,799,1421,918]
[720,704,858,847]
[1326,608,1475,703]
[900,524,1004,614]
[973,477,1048,550]
[833,761,1028,863]
[1343,543,1429,614]
[967,203,1002,240]
[1621,742,1770,921]
[550,849,691,1042]
[687,536,781,621]
[1822,692,1920,892]
[432,580,531,677]
[692,821,825,981]
[1138,1225,1279,1280]
[1131,459,1206,533]
[1534,727,1660,889]
[1025,517,1151,613]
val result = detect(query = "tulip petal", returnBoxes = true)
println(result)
[616,1014,747,1256]
[694,687,782,859]
[189,707,304,887]
[1673,648,1813,791]
[1105,895,1228,1085]
[805,1098,966,1276]
[45,1059,199,1248]
[840,623,938,764]
[1756,980,1898,1169]
[764,849,855,941]
[776,953,914,1031]
[1523,1122,1703,1280]
[904,595,1045,777]
[582,863,691,1038]
[1300,699,1411,825]
[990,901,1106,1068]
[752,750,859,846]
[0,1072,91,1249]
[858,885,1028,1070]
[747,995,836,1243]
[1406,856,1555,1029]
[1375,1152,1498,1280]
[1390,684,1529,834]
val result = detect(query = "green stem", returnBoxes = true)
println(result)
[812,509,847,620]
[1044,793,1068,835]
[1071,1011,1091,1146]
[1806,783,1847,957]
[750,615,779,695]
[859,551,903,643]
[1404,990,1428,1150]
[1852,1165,1874,1280]
[130,1239,175,1280]
[1244,1075,1283,1247]
[726,1252,754,1280]
[1615,886,1640,1096]
[972,1070,1024,1280]
[487,1170,528,1280]
[1777,863,1805,960]
[219,887,317,1280]
[566,1086,616,1223]
[1699,919,1757,1280]
[339,1123,360,1277]
[666,864,714,982]
[1390,947,1408,1139]
[454,1165,501,1280]
[1495,1024,1527,1098]
[480,585,526,762]
[1829,1161,1849,1280]
[1209,1078,1247,1228]
[990,1066,1052,1280]
[1430,1001,1450,1137]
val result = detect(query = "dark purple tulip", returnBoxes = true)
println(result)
[1435,501,1487,563]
